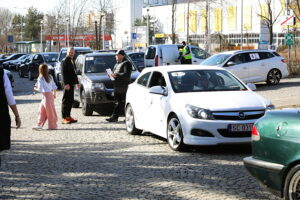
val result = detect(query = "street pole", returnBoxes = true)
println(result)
[287,0,290,66]
[20,16,23,41]
[147,7,150,46]
[241,0,243,50]
[102,23,105,50]
[95,21,98,50]
[40,21,43,52]
[187,0,190,43]
[207,0,211,53]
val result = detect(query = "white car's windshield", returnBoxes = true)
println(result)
[168,70,247,93]
[201,54,231,66]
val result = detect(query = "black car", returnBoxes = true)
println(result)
[19,52,58,80]
[54,47,92,88]
[18,55,34,78]
[3,54,29,71]
[0,54,11,59]
[73,52,140,116]
[0,53,26,69]
[127,52,145,71]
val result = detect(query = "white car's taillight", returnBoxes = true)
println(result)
[251,125,260,141]
[281,59,286,63]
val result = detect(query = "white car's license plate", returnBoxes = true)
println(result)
[228,124,253,132]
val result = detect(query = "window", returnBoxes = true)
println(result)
[149,71,166,87]
[145,47,156,59]
[258,52,274,60]
[137,72,151,87]
[227,53,250,66]
[191,47,208,59]
[85,55,116,73]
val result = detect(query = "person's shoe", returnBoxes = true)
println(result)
[32,125,43,130]
[106,117,118,122]
[62,118,71,124]
[68,117,78,123]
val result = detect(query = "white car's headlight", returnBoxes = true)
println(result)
[92,83,105,90]
[186,104,214,119]
[266,104,275,110]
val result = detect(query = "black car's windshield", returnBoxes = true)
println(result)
[85,55,116,73]
[59,50,92,61]
[201,54,231,66]
[168,70,246,93]
[43,54,58,62]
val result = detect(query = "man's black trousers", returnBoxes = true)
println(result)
[62,85,74,118]
[111,92,126,119]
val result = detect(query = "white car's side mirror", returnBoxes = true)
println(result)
[247,83,256,91]
[226,61,235,66]
[149,86,167,96]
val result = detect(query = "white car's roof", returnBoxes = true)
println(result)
[142,65,224,73]
[216,49,275,55]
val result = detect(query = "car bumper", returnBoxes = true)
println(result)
[81,89,115,105]
[243,156,284,197]
[179,114,254,145]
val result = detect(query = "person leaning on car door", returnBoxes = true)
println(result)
[181,41,192,64]
[106,50,132,122]
[61,47,79,124]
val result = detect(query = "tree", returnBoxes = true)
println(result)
[12,14,23,41]
[171,0,177,44]
[0,7,13,51]
[257,0,283,45]
[23,7,44,41]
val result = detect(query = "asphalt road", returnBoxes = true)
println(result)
[2,72,298,200]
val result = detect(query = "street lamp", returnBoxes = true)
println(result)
[40,20,44,52]
[147,7,150,46]
[99,14,105,50]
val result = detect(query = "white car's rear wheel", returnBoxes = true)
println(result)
[167,116,185,151]
[267,69,281,85]
[125,104,142,135]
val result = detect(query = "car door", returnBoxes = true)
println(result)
[144,46,156,67]
[189,46,209,64]
[223,53,251,83]
[147,71,168,137]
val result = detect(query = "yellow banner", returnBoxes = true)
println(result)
[260,4,268,18]
[201,9,207,33]
[178,12,185,33]
[155,34,164,38]
[228,6,236,31]
[244,6,252,31]
[214,8,222,32]
[189,10,197,33]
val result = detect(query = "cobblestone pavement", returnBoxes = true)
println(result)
[3,73,299,200]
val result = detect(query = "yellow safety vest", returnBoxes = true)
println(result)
[183,46,192,60]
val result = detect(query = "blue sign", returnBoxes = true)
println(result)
[132,33,137,39]
[7,35,13,43]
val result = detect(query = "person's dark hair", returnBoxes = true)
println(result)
[39,64,50,83]
[182,41,186,45]
[116,49,126,56]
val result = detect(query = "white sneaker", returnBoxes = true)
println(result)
[32,126,43,130]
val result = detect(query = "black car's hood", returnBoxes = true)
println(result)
[84,71,140,83]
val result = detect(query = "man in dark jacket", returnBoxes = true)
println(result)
[61,47,79,124]
[106,50,132,122]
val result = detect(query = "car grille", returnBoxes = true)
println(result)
[217,129,251,137]
[104,82,113,89]
[212,110,265,120]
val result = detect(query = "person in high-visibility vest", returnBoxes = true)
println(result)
[181,41,192,64]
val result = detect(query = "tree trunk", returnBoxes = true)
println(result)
[171,0,177,44]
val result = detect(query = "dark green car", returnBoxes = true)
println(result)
[243,109,300,200]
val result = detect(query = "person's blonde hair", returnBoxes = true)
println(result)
[38,64,50,83]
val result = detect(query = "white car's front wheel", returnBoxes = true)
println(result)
[125,104,142,135]
[167,115,185,151]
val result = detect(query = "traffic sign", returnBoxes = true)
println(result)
[281,15,295,26]
[132,33,137,39]
[285,33,294,46]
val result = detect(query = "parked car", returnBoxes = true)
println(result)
[200,50,288,85]
[14,54,31,71]
[3,54,29,71]
[4,69,14,88]
[0,53,26,69]
[18,55,34,78]
[0,54,11,59]
[125,65,274,151]
[127,52,145,71]
[243,109,300,199]
[54,47,92,88]
[144,44,210,67]
[73,52,140,116]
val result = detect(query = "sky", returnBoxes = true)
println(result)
[0,0,61,14]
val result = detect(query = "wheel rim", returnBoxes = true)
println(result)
[125,106,134,132]
[167,118,182,149]
[81,92,86,108]
[268,70,280,84]
[289,170,300,199]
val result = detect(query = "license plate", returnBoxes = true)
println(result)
[228,124,253,132]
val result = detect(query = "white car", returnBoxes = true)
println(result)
[200,50,288,85]
[125,65,274,151]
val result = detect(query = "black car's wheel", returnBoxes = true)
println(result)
[284,164,300,200]
[81,90,93,116]
[19,69,24,78]
[167,115,185,151]
[125,104,142,135]
[28,71,34,81]
[72,101,80,108]
[267,69,281,85]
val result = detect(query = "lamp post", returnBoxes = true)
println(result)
[240,0,244,50]
[40,20,44,52]
[147,7,150,46]
[99,14,105,50]
[94,21,99,50]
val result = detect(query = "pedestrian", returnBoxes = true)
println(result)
[181,41,192,64]
[106,49,132,122]
[0,67,21,165]
[33,64,58,130]
[61,47,79,124]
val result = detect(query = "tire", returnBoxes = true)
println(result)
[125,104,142,135]
[167,115,185,151]
[72,101,80,108]
[284,164,300,200]
[267,69,281,85]
[28,71,34,81]
[81,90,93,116]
